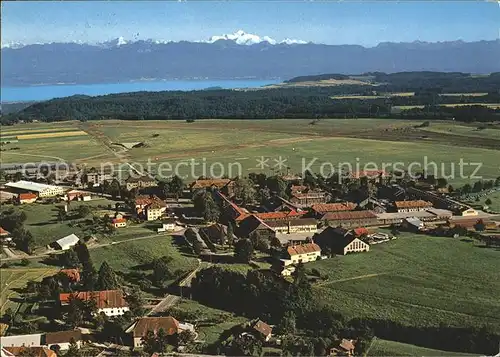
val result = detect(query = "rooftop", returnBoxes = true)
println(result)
[394,200,433,209]
[287,243,321,256]
[190,178,232,189]
[311,202,357,214]
[322,210,377,221]
[5,180,62,193]
[59,290,127,309]
[131,316,180,337]
[55,233,80,248]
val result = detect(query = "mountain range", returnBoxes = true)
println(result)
[2,31,499,86]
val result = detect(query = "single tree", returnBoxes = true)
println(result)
[234,239,254,263]
[97,261,119,290]
[77,205,91,218]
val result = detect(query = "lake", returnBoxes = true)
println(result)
[1,79,281,102]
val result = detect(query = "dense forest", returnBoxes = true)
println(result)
[2,72,500,124]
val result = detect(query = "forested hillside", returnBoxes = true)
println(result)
[2,72,500,124]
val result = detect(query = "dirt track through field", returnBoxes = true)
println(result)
[315,273,385,286]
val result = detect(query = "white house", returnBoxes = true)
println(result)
[52,234,80,250]
[157,218,176,233]
[5,181,64,198]
[281,243,321,267]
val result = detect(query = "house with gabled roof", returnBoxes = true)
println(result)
[126,316,195,348]
[281,243,322,267]
[251,320,273,342]
[59,290,129,317]
[314,226,370,256]
[237,215,275,240]
[134,195,167,221]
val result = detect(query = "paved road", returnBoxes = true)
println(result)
[147,294,180,316]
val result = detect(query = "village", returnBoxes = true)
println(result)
[1,163,500,357]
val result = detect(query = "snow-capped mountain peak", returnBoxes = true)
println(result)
[205,30,306,46]
[98,36,129,48]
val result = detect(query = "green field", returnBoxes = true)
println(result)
[2,198,122,249]
[308,234,500,331]
[0,268,58,314]
[0,121,113,164]
[368,338,480,356]
[89,235,197,273]
[168,299,249,344]
[1,119,499,185]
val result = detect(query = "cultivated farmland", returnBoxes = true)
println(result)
[0,268,58,313]
[2,119,500,184]
[308,233,500,332]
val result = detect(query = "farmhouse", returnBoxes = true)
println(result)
[127,316,195,348]
[252,320,273,342]
[51,234,80,251]
[281,243,321,266]
[111,217,127,228]
[322,211,379,228]
[310,202,357,217]
[18,193,38,204]
[59,290,129,317]
[157,218,177,233]
[266,218,318,234]
[66,190,91,201]
[190,178,236,196]
[42,330,83,351]
[5,180,64,198]
[237,215,276,240]
[330,338,356,357]
[314,227,370,255]
[59,269,81,282]
[393,200,433,213]
[125,175,157,191]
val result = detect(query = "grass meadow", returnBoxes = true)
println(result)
[89,235,197,273]
[1,119,499,184]
[308,233,500,332]
[368,338,480,356]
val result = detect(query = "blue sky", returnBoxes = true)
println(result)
[1,1,499,47]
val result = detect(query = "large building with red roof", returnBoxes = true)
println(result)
[59,290,129,317]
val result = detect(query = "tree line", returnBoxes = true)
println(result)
[2,72,500,125]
